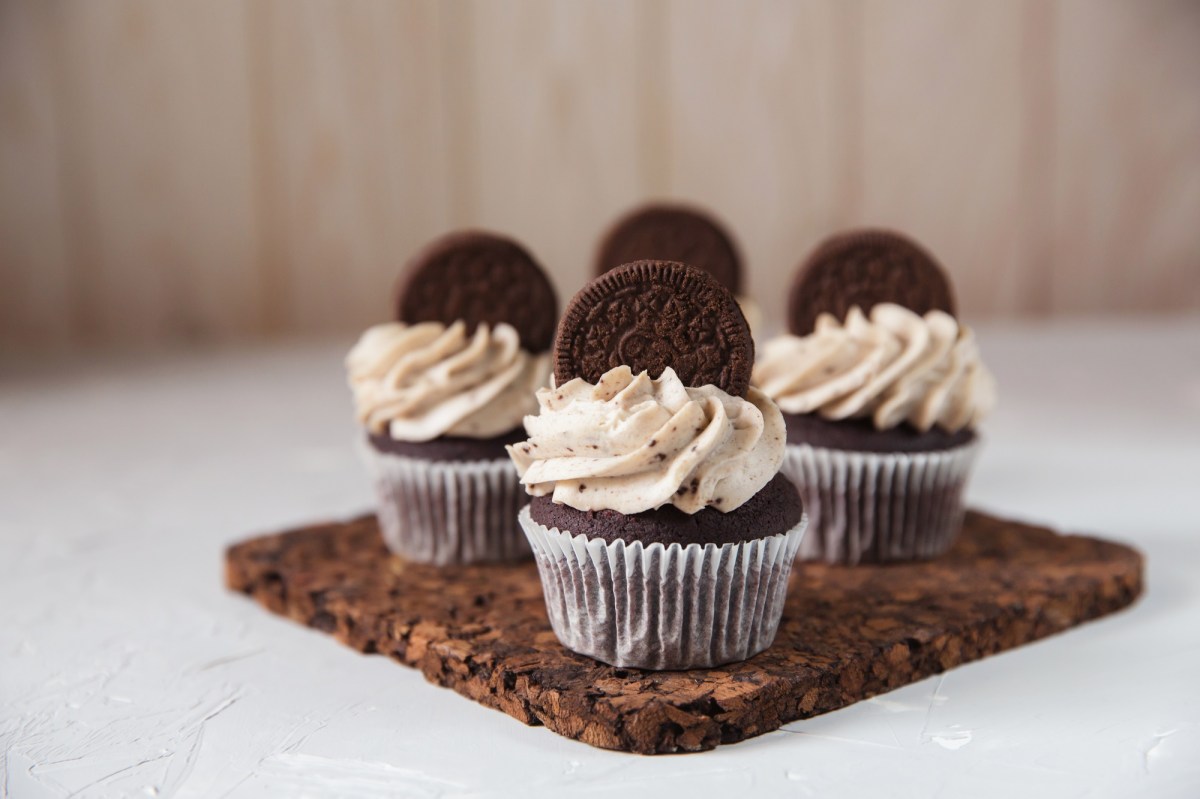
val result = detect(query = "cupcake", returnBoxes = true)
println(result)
[752,229,997,564]
[346,231,557,564]
[508,261,807,670]
[594,202,764,336]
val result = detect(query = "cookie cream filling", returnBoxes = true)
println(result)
[507,366,786,515]
[347,320,549,441]
[752,303,996,433]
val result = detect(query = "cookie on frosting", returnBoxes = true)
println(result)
[395,230,558,352]
[787,229,955,335]
[554,260,754,396]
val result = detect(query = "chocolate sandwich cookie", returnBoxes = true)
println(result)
[595,204,742,295]
[554,260,754,396]
[395,230,558,352]
[788,229,955,335]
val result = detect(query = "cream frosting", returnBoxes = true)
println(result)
[752,303,996,432]
[506,366,786,515]
[346,320,549,441]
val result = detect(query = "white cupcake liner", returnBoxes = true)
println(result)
[519,506,807,670]
[360,442,530,565]
[779,441,979,564]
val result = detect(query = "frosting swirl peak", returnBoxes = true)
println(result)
[507,366,786,515]
[347,320,548,441]
[752,304,996,433]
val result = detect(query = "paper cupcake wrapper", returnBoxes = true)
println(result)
[519,506,807,670]
[780,441,979,565]
[360,443,530,565]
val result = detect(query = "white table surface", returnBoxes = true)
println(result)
[2,316,1199,799]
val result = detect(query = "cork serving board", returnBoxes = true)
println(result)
[225,511,1143,754]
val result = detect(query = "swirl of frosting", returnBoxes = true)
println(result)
[506,366,786,515]
[752,303,996,433]
[346,320,549,441]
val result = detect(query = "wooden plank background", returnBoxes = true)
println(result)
[1,0,1198,352]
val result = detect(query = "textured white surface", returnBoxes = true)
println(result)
[2,317,1198,798]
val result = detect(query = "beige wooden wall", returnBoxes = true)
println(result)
[2,0,1199,352]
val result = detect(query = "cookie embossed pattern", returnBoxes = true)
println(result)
[594,203,765,335]
[553,261,754,396]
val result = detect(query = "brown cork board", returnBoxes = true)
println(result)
[224,510,1143,754]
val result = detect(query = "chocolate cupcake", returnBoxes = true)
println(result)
[752,229,997,564]
[594,203,764,336]
[346,231,556,564]
[508,261,806,670]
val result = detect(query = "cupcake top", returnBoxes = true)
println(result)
[509,261,785,515]
[395,230,558,352]
[508,366,785,515]
[753,304,995,433]
[347,230,556,441]
[347,320,549,441]
[786,229,955,336]
[757,229,995,434]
